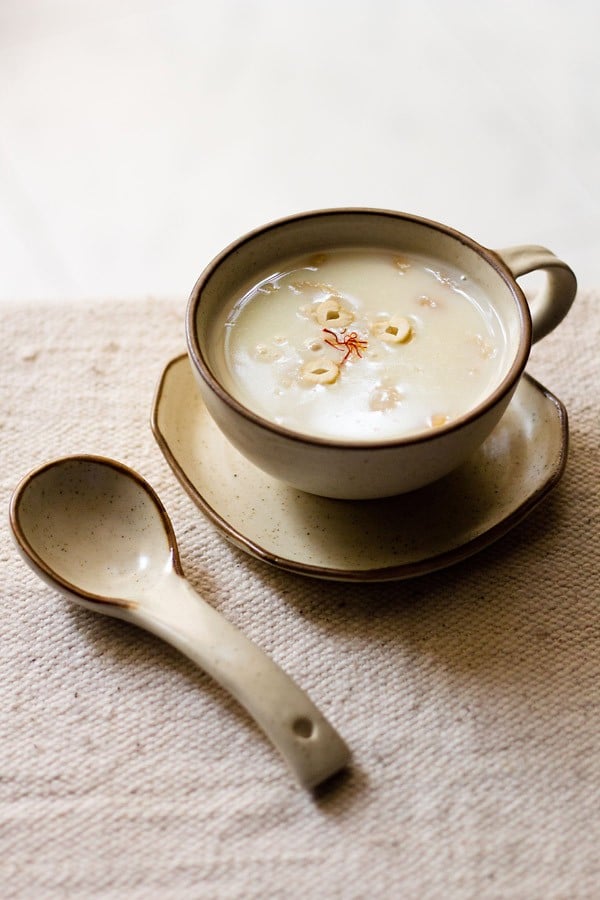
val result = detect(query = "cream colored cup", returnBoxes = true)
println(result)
[186,209,576,499]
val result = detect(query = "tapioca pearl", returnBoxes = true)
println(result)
[279,372,295,389]
[253,344,283,362]
[369,385,404,411]
[274,367,298,394]
[473,334,496,359]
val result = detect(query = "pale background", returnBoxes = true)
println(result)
[1,0,599,307]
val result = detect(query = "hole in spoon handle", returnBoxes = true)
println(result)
[292,716,314,739]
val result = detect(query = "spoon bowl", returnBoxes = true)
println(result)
[10,455,350,789]
[12,456,178,606]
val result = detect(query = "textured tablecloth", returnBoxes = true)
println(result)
[1,291,598,899]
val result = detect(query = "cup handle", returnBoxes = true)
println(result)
[493,245,577,343]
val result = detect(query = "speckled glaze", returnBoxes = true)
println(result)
[153,355,568,582]
[9,456,350,789]
[186,209,576,499]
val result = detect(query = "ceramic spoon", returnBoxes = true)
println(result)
[9,455,350,790]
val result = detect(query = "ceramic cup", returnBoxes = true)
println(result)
[185,209,576,499]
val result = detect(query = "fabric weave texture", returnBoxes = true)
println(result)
[1,292,598,899]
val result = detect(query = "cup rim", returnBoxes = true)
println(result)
[185,207,532,450]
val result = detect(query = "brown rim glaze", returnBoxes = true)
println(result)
[151,357,567,583]
[185,208,532,451]
[9,454,184,608]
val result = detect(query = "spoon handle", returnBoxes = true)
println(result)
[134,574,350,790]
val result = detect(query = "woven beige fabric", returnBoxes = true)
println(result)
[1,292,598,899]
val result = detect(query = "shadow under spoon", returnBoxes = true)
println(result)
[9,454,350,790]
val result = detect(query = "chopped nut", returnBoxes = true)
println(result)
[302,358,340,384]
[257,281,280,294]
[315,297,354,327]
[418,295,439,309]
[289,280,337,295]
[430,413,450,428]
[393,255,411,272]
[374,315,413,343]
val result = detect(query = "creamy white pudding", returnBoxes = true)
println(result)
[214,248,510,442]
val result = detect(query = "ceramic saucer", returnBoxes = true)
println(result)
[151,355,568,582]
